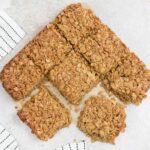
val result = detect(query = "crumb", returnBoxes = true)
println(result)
[17,86,71,141]
[78,94,126,144]
[74,107,80,113]
[68,104,73,110]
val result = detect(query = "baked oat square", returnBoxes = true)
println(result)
[22,24,72,74]
[78,94,126,144]
[77,31,130,76]
[102,53,150,104]
[54,3,100,45]
[17,86,71,141]
[0,51,44,100]
[48,51,100,105]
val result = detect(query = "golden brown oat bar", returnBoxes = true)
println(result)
[18,86,71,141]
[48,51,99,105]
[22,24,72,74]
[54,3,130,75]
[77,33,129,76]
[102,53,150,105]
[54,3,100,45]
[78,94,126,144]
[0,51,44,100]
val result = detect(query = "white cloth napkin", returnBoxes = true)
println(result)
[0,11,25,60]
[0,124,19,150]
[55,141,87,150]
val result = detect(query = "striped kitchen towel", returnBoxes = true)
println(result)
[55,141,87,150]
[0,11,25,60]
[0,124,19,150]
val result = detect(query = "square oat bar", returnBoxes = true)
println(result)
[54,3,100,45]
[22,24,72,74]
[48,51,100,105]
[54,3,130,75]
[77,31,129,76]
[102,53,150,105]
[78,94,126,144]
[17,86,71,141]
[0,51,44,100]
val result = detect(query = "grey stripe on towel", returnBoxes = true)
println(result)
[55,141,87,150]
[0,124,19,150]
[0,11,25,60]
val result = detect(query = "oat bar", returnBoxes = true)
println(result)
[54,3,100,45]
[77,33,129,76]
[0,51,44,100]
[48,51,99,105]
[17,86,71,141]
[78,94,126,144]
[22,24,72,74]
[102,53,150,104]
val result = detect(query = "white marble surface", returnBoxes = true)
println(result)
[0,0,150,150]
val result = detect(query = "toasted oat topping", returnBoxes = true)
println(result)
[78,94,126,144]
[18,86,71,141]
